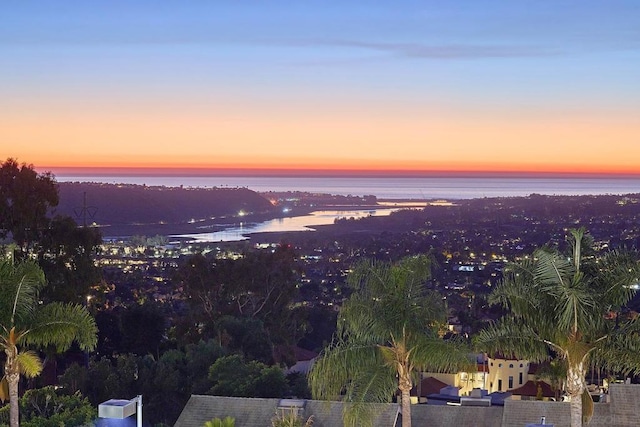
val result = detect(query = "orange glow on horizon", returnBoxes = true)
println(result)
[4,97,640,178]
[39,163,640,178]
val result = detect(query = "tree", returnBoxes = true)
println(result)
[0,159,58,249]
[208,355,288,398]
[308,255,471,427]
[0,259,97,427]
[37,215,102,305]
[475,228,640,427]
[7,386,95,427]
[120,301,167,357]
[175,245,303,350]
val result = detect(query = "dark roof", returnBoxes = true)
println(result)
[412,376,449,397]
[510,380,555,398]
[293,346,318,361]
[174,395,399,427]
[273,345,318,365]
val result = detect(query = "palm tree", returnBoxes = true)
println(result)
[0,258,97,427]
[535,359,567,401]
[475,228,640,427]
[308,255,471,427]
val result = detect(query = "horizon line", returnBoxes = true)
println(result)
[41,166,640,179]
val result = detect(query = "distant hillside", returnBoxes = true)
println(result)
[54,182,274,236]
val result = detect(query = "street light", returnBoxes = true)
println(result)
[98,395,142,427]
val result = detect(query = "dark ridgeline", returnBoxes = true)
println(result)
[54,182,275,236]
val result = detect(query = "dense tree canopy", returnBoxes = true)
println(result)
[37,215,102,304]
[175,244,304,355]
[0,386,95,427]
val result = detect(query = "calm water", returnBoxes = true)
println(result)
[57,175,640,200]
[175,208,400,242]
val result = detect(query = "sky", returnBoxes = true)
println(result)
[2,0,640,176]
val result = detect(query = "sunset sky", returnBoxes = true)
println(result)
[2,1,640,176]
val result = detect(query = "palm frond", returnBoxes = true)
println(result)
[534,248,575,289]
[16,350,43,378]
[309,340,388,402]
[552,273,595,334]
[590,249,640,308]
[474,318,551,362]
[489,259,538,315]
[0,260,45,329]
[412,335,474,373]
[23,302,97,352]
[591,331,640,376]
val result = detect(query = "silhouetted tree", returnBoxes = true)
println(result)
[37,215,102,304]
[120,301,167,357]
[0,158,58,250]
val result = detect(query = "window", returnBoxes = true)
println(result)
[520,363,524,368]
[519,372,523,385]
[509,364,514,368]
[508,376,513,389]
[498,363,502,368]
[498,379,502,391]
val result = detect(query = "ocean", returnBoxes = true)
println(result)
[55,175,640,200]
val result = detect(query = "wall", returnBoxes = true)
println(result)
[488,357,530,393]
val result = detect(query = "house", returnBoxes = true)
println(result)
[486,356,531,393]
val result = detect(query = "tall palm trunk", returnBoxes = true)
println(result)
[398,375,412,427]
[566,361,586,427]
[5,348,20,427]
[395,342,413,427]
[400,387,411,427]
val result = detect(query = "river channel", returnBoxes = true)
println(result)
[173,207,407,242]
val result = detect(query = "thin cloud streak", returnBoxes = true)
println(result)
[316,40,562,59]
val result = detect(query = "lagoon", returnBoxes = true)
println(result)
[173,207,405,242]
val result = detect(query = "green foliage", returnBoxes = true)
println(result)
[271,408,313,427]
[185,339,226,394]
[208,355,288,398]
[137,351,190,426]
[37,215,102,305]
[59,355,139,407]
[203,416,235,427]
[475,228,640,427]
[175,245,304,351]
[0,386,95,427]
[0,258,97,427]
[217,316,274,363]
[476,228,640,366]
[309,255,472,427]
[60,340,227,427]
[286,372,311,399]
